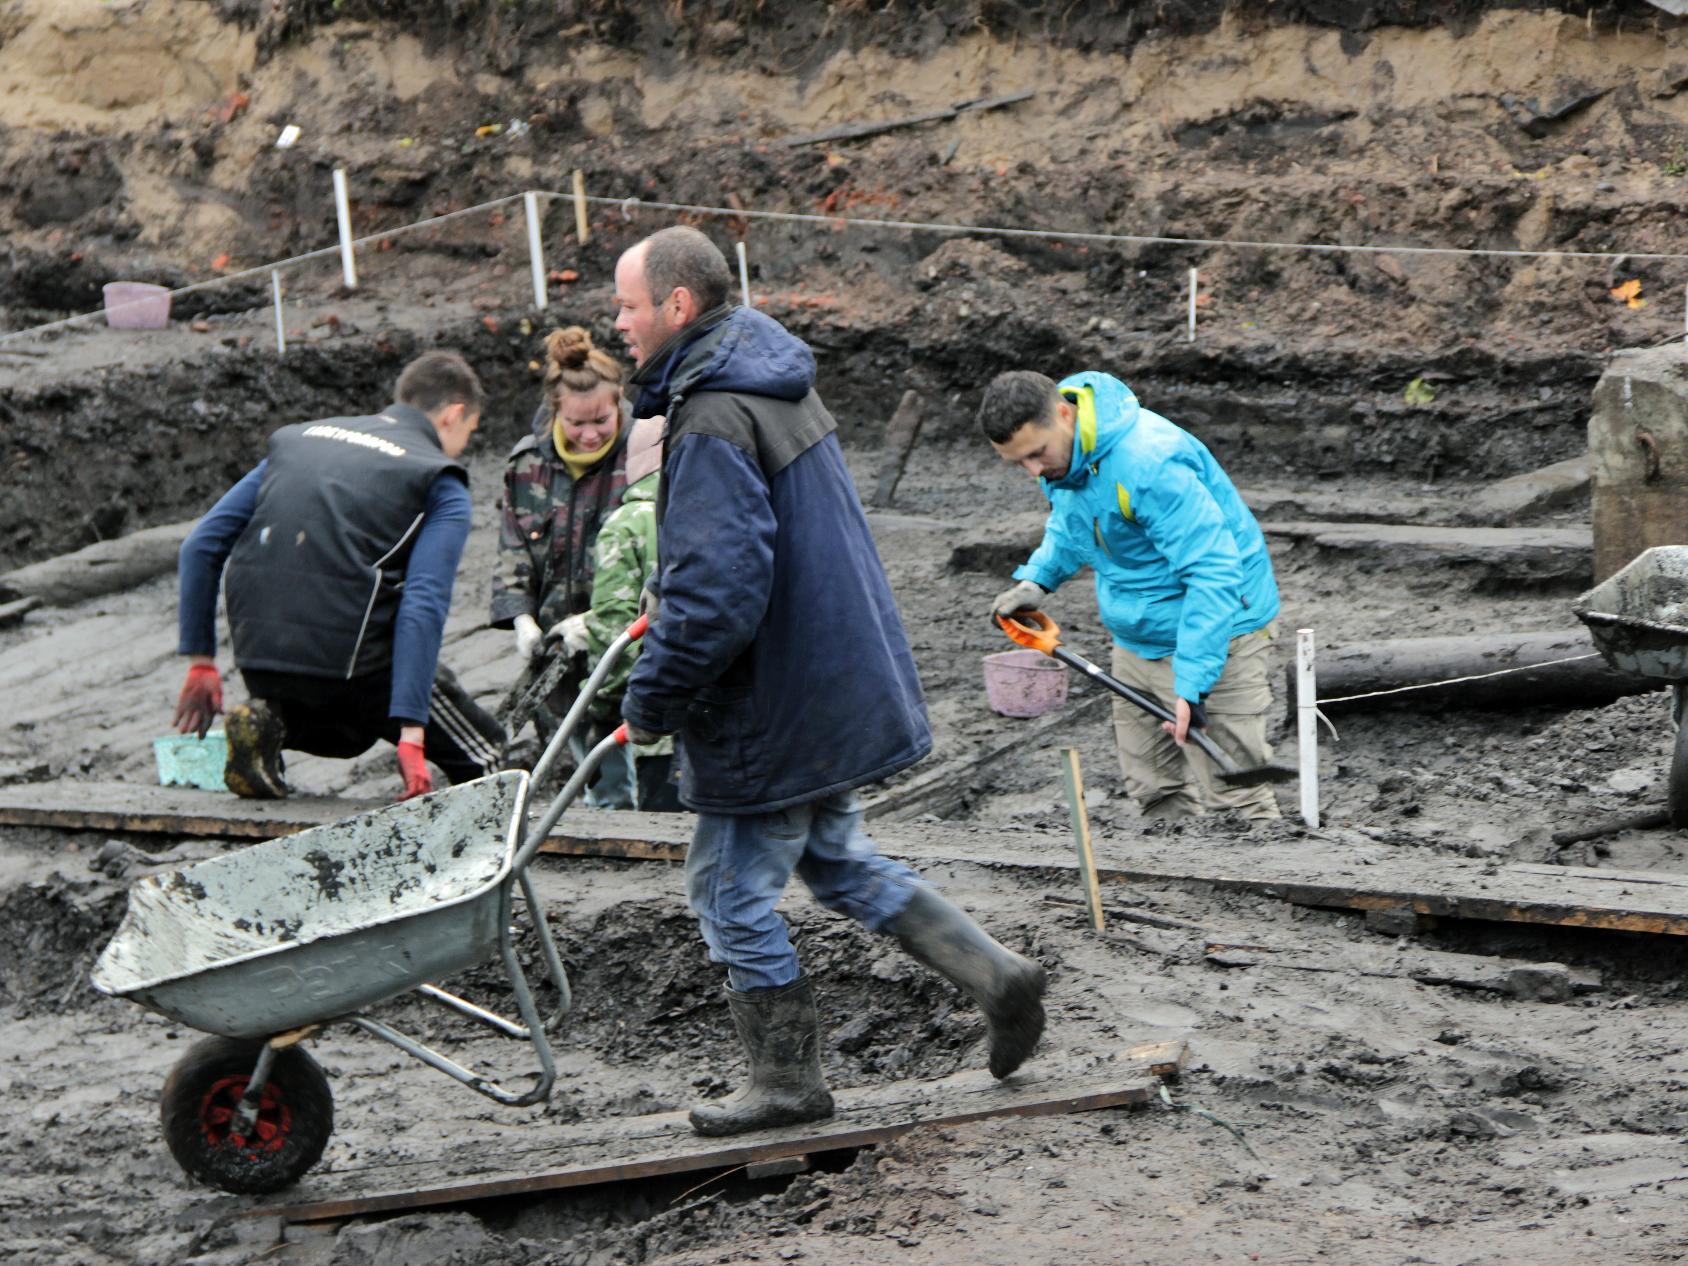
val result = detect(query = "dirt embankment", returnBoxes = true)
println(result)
[3,1,1687,566]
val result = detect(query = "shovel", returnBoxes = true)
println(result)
[997,610,1296,788]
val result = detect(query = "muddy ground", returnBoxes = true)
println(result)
[7,1,1688,1263]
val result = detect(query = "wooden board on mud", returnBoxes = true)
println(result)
[255,1040,1187,1224]
[0,779,689,860]
[12,782,1688,935]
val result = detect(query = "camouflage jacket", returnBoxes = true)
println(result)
[490,411,629,631]
[581,470,668,751]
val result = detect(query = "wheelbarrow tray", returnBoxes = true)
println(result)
[1573,546,1688,681]
[91,771,528,1040]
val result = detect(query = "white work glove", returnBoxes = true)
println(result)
[991,579,1048,621]
[513,613,543,660]
[550,612,591,657]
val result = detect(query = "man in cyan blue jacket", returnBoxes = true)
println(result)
[172,351,503,801]
[615,226,1047,1138]
[983,370,1282,821]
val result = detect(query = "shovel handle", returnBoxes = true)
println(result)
[999,608,1292,786]
[997,610,1061,656]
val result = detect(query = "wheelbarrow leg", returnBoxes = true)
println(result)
[1670,687,1688,829]
[519,868,573,1021]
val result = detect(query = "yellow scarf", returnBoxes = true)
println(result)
[553,415,620,480]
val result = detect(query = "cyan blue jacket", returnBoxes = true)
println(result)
[623,306,932,813]
[1014,372,1279,703]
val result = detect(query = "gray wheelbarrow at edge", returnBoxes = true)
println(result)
[90,615,649,1195]
[1574,546,1688,826]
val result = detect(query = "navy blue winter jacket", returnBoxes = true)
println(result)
[623,306,932,813]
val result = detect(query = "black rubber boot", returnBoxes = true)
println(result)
[890,886,1047,1078]
[224,701,288,800]
[689,976,835,1137]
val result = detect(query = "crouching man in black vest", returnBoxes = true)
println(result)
[171,350,505,800]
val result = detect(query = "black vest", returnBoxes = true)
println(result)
[225,404,466,680]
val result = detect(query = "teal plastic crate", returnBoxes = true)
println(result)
[154,732,229,792]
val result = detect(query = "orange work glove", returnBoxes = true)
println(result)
[173,663,223,738]
[397,739,433,800]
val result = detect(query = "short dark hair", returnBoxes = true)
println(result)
[642,225,732,313]
[396,350,484,415]
[978,370,1060,444]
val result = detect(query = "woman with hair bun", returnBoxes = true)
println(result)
[490,324,637,805]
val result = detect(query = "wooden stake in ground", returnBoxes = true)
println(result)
[1059,748,1105,932]
[869,389,925,510]
[571,170,590,245]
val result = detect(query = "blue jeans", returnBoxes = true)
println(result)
[686,792,922,992]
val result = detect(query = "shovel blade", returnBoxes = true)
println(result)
[1216,763,1298,788]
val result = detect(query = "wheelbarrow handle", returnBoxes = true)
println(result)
[524,618,649,797]
[515,729,630,871]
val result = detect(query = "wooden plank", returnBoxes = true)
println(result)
[538,833,685,863]
[257,1041,1182,1224]
[0,779,691,861]
[16,783,1688,937]
[1507,862,1688,888]
[0,781,363,839]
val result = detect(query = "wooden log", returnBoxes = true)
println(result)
[1302,629,1659,714]
[869,389,925,510]
[1263,521,1592,591]
[0,595,41,628]
[1550,808,1672,846]
[0,519,195,606]
[781,90,1033,148]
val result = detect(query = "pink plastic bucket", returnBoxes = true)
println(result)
[982,649,1069,718]
[102,282,171,330]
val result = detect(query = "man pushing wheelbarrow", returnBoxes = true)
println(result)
[612,227,1048,1138]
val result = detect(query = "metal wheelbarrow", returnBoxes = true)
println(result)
[1574,546,1688,825]
[90,616,649,1195]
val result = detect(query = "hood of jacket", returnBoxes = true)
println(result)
[620,468,658,503]
[632,305,816,416]
[1043,371,1137,494]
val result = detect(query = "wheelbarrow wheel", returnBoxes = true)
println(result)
[161,1036,333,1194]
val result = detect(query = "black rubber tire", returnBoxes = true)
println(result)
[1671,717,1688,830]
[160,1036,334,1194]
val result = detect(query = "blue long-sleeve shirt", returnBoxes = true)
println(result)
[177,460,472,725]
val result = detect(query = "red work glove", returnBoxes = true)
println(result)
[397,739,433,800]
[173,663,223,738]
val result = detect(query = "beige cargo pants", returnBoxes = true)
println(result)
[1109,624,1280,821]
